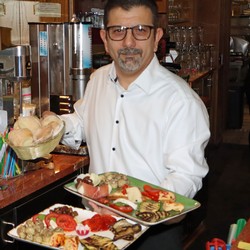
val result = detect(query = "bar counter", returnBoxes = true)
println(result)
[0,153,89,249]
[0,154,89,210]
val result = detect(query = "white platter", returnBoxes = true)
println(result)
[8,203,148,250]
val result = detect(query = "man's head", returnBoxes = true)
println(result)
[103,0,159,29]
[100,0,163,87]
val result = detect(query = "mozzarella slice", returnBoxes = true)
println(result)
[113,198,138,210]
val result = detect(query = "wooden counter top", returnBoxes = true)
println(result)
[0,154,89,210]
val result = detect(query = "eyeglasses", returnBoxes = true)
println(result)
[106,25,154,41]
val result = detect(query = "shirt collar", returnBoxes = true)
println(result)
[134,55,159,94]
[108,54,160,93]
[108,62,118,84]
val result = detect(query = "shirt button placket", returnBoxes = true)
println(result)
[112,93,124,152]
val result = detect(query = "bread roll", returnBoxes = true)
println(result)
[49,121,64,137]
[9,114,63,149]
[42,111,57,119]
[14,116,41,134]
[33,124,54,143]
[8,128,34,146]
[41,115,63,137]
[41,114,61,126]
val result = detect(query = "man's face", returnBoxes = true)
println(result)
[100,6,163,78]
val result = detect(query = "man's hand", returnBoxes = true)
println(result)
[88,201,118,216]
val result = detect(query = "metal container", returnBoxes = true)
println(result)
[0,45,32,120]
[69,22,92,101]
[0,45,32,80]
[29,22,71,116]
[29,22,92,116]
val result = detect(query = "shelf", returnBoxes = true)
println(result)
[188,69,213,85]
[232,15,250,18]
[168,19,190,25]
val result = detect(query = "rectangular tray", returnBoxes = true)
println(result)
[8,203,148,250]
[64,172,201,226]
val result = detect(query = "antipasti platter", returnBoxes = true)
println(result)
[64,172,201,226]
[8,203,148,250]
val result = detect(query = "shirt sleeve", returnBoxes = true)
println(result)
[160,97,210,198]
[60,100,85,149]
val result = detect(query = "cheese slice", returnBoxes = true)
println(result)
[126,186,142,203]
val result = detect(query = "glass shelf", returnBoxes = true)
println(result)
[168,19,190,25]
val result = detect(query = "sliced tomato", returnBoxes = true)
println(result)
[82,214,103,232]
[109,203,133,213]
[141,191,159,201]
[56,214,77,231]
[143,184,161,194]
[45,213,59,228]
[143,184,161,201]
[121,184,130,195]
[101,214,116,230]
[82,214,116,232]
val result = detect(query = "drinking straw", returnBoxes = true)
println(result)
[0,136,4,173]
[0,129,21,178]
[15,160,21,175]
[9,149,15,177]
[227,223,238,245]
[4,147,11,178]
[235,218,247,239]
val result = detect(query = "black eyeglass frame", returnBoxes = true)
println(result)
[106,25,154,41]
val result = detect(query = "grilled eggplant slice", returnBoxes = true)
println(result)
[80,234,118,250]
[110,219,142,241]
[136,211,170,222]
[139,201,160,213]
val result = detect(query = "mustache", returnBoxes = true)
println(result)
[118,48,142,56]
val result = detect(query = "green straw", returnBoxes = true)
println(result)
[235,218,247,239]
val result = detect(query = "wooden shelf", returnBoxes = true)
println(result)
[189,70,213,86]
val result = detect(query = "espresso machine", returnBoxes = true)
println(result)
[29,22,92,117]
[0,45,32,124]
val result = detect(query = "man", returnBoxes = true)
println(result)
[61,0,210,249]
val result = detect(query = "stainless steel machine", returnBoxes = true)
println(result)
[29,22,92,117]
[0,45,32,124]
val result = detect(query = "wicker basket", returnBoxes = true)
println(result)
[7,126,65,160]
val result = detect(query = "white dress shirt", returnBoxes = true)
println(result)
[61,55,210,198]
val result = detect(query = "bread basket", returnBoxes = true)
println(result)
[7,125,65,160]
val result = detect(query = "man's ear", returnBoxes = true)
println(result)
[100,29,109,53]
[99,29,106,43]
[154,28,164,52]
